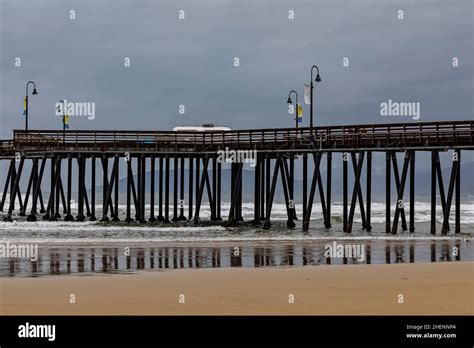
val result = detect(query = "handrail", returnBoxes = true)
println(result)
[8,120,474,152]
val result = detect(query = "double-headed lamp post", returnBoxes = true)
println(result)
[25,81,38,131]
[287,90,300,129]
[310,65,322,139]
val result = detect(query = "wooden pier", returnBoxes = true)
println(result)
[0,120,473,235]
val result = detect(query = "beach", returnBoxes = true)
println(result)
[1,261,472,315]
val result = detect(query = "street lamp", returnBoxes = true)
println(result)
[287,90,300,129]
[57,100,67,140]
[309,65,322,139]
[25,81,38,131]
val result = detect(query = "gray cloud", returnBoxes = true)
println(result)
[0,0,472,138]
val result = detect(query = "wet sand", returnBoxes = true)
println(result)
[1,262,472,315]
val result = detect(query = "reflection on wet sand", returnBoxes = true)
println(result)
[1,240,469,277]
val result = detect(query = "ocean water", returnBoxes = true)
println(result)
[0,201,472,277]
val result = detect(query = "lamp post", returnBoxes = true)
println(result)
[309,65,322,139]
[287,90,299,129]
[25,81,38,131]
[57,100,66,140]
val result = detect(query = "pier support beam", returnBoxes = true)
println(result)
[302,153,322,232]
[157,156,164,222]
[31,158,39,216]
[441,150,460,235]
[136,156,141,221]
[45,156,62,222]
[302,153,308,229]
[194,156,210,224]
[385,152,391,233]
[455,149,461,233]
[102,155,118,222]
[430,151,437,235]
[149,156,157,222]
[391,152,410,234]
[43,157,56,221]
[317,164,327,228]
[140,154,146,223]
[11,159,24,213]
[188,156,194,221]
[172,157,178,222]
[265,156,270,221]
[366,151,372,231]
[252,154,261,224]
[263,156,282,230]
[281,157,295,228]
[64,155,74,221]
[231,162,237,222]
[101,156,109,222]
[325,152,332,228]
[228,162,243,224]
[236,162,243,221]
[342,152,348,232]
[164,157,170,223]
[126,155,134,223]
[0,159,13,212]
[27,156,46,221]
[216,161,222,221]
[347,152,365,233]
[113,154,120,222]
[195,157,200,222]
[289,154,297,221]
[211,157,217,221]
[350,152,367,230]
[90,155,97,221]
[179,157,186,221]
[409,151,415,233]
[3,157,24,221]
[259,156,265,220]
[59,178,67,216]
[19,159,37,216]
[435,152,448,232]
[54,158,62,219]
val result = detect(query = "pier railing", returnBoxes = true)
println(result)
[10,120,474,152]
[0,139,14,156]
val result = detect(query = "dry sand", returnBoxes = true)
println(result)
[1,262,472,315]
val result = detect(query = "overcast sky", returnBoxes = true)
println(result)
[0,0,472,137]
[0,0,473,181]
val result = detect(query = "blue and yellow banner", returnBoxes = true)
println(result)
[64,115,70,129]
[297,104,303,122]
